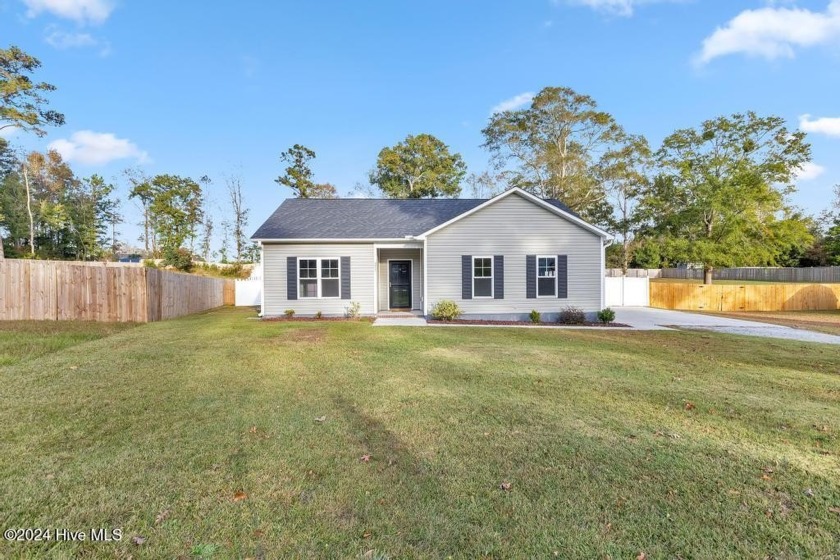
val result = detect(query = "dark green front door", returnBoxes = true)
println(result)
[389,261,412,309]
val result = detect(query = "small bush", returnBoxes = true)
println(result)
[284,309,295,318]
[557,306,585,325]
[431,300,462,321]
[345,301,361,319]
[314,311,323,319]
[529,309,541,324]
[163,248,193,272]
[143,259,157,268]
[597,307,616,324]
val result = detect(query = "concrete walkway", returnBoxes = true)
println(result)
[614,307,840,345]
[372,316,428,327]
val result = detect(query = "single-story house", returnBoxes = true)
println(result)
[251,187,613,320]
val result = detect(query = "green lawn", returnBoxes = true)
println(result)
[1,308,838,558]
[0,320,135,367]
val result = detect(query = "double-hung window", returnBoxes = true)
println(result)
[537,256,556,297]
[299,258,340,298]
[473,257,493,298]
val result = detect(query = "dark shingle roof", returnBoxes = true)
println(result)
[251,196,580,240]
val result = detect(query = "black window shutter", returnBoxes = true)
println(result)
[340,256,351,299]
[526,255,536,299]
[287,257,298,300]
[557,255,568,298]
[461,255,472,300]
[494,255,504,299]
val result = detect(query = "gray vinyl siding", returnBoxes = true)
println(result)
[426,193,604,315]
[377,249,423,311]
[262,243,375,316]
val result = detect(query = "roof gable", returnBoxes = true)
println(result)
[418,188,612,240]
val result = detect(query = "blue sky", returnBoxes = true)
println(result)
[2,0,839,251]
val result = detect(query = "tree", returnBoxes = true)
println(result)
[69,174,119,260]
[641,112,813,284]
[824,185,840,265]
[22,149,78,258]
[481,86,624,224]
[595,134,652,273]
[145,174,203,269]
[1,46,65,137]
[199,215,214,262]
[369,133,466,198]
[465,171,505,198]
[125,168,155,256]
[0,45,65,257]
[276,144,316,198]
[225,174,250,262]
[309,182,339,199]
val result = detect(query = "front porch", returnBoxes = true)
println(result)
[375,247,424,314]
[372,309,427,327]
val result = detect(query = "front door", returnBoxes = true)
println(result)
[389,260,412,309]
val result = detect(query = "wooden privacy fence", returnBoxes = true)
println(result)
[0,259,234,322]
[609,267,840,283]
[650,282,840,312]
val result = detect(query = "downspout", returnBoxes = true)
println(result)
[423,237,428,317]
[601,237,613,310]
[372,245,378,315]
[259,242,264,317]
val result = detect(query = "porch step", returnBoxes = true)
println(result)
[372,316,428,327]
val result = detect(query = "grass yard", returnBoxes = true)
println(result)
[0,320,135,367]
[706,310,840,337]
[1,308,839,558]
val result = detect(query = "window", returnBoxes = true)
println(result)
[537,256,556,297]
[299,258,340,298]
[299,259,318,298]
[321,259,340,298]
[473,257,493,298]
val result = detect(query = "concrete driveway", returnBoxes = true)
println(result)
[614,307,840,345]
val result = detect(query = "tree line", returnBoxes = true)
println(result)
[0,45,256,270]
[277,86,839,284]
[4,42,839,281]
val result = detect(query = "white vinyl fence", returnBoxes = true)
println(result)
[605,277,650,307]
[235,264,262,306]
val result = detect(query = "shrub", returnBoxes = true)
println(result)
[314,311,323,319]
[597,307,616,324]
[557,306,585,325]
[284,309,295,318]
[431,300,462,321]
[143,259,158,268]
[219,263,246,278]
[345,301,361,319]
[529,309,541,324]
[163,248,193,272]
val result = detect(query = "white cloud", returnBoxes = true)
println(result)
[794,161,826,181]
[696,0,840,64]
[800,114,840,137]
[490,92,534,115]
[48,131,148,166]
[564,0,679,17]
[23,0,114,24]
[45,28,96,48]
[0,126,20,139]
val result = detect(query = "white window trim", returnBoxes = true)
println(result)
[472,256,494,299]
[298,257,341,299]
[536,255,557,298]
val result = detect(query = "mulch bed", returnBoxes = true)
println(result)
[262,317,374,323]
[427,319,631,327]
